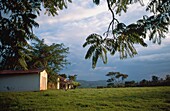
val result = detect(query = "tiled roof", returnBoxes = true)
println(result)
[0,69,44,75]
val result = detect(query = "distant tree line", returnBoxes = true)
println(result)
[103,72,170,88]
[125,75,170,87]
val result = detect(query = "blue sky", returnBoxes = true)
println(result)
[34,0,170,81]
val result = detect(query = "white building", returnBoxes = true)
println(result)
[57,76,73,90]
[0,69,48,92]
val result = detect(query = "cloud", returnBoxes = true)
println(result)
[37,0,108,25]
[33,0,170,81]
[92,66,117,71]
[116,0,150,25]
[132,53,170,62]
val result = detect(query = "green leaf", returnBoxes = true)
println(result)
[93,0,100,5]
[85,45,96,59]
[92,49,99,69]
[101,47,107,64]
[28,13,37,19]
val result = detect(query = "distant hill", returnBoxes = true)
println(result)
[77,80,107,88]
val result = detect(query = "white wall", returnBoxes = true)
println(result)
[0,74,40,92]
[40,70,48,90]
[57,78,60,89]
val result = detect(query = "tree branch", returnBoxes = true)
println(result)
[104,0,119,39]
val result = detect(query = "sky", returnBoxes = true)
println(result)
[34,0,170,81]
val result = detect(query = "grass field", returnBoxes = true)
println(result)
[0,86,169,111]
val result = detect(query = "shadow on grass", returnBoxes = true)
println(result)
[0,95,20,111]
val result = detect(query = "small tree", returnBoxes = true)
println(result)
[106,71,128,87]
[59,74,67,78]
[121,74,128,82]
[72,81,81,89]
[152,75,159,82]
[28,39,70,75]
[106,72,118,87]
[139,79,148,86]
[125,81,136,87]
[68,75,77,81]
[166,75,170,81]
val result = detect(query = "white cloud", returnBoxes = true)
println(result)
[35,11,111,49]
[37,1,108,25]
[92,66,117,71]
[116,0,150,25]
[131,53,170,62]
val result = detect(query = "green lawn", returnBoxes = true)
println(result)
[0,87,170,111]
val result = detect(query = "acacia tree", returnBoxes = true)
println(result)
[106,71,128,87]
[152,75,159,82]
[83,0,170,68]
[0,0,72,70]
[68,74,77,81]
[59,74,67,78]
[116,73,128,83]
[166,75,170,81]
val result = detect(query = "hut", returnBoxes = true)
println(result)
[0,69,48,92]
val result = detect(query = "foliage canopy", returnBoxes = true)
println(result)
[83,0,170,68]
[0,0,72,70]
[29,39,70,74]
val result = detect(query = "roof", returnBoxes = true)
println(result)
[0,69,45,75]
